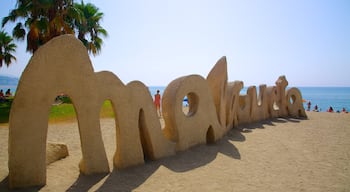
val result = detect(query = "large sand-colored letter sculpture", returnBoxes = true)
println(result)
[8,35,306,189]
[8,35,109,188]
[162,75,223,151]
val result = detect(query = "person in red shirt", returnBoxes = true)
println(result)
[154,90,161,117]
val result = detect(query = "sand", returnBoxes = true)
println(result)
[0,111,349,191]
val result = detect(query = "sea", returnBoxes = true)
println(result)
[2,83,350,113]
[298,87,350,112]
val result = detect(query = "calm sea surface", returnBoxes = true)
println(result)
[2,84,350,113]
[298,87,350,112]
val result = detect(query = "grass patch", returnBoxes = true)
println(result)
[99,100,115,118]
[0,98,13,123]
[0,99,115,124]
[49,100,115,123]
[49,103,77,123]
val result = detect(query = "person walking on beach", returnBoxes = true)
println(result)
[307,101,311,111]
[154,90,161,117]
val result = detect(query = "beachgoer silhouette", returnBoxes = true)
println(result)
[154,90,161,117]
[0,89,5,102]
[5,89,12,97]
[327,106,334,112]
[307,101,311,111]
[342,107,348,113]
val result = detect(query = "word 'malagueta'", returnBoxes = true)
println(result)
[8,35,306,188]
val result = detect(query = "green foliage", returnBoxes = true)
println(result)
[0,31,17,67]
[0,98,13,123]
[1,0,107,59]
[74,1,108,56]
[56,95,72,104]
[49,103,77,123]
[99,100,115,118]
[49,100,115,123]
[0,99,115,124]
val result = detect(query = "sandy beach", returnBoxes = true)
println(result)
[0,111,349,191]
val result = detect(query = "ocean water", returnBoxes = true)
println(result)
[298,87,350,112]
[149,86,350,112]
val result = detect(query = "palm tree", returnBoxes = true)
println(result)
[1,0,94,54]
[0,31,17,68]
[24,0,79,52]
[3,0,63,52]
[74,1,108,56]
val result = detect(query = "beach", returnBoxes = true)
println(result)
[0,111,349,191]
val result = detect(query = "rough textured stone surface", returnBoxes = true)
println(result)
[46,142,69,165]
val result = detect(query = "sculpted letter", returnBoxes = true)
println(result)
[266,86,279,118]
[275,76,289,117]
[206,56,228,131]
[237,87,251,125]
[8,35,109,188]
[248,85,269,122]
[225,81,243,129]
[7,34,308,189]
[96,72,175,169]
[286,87,307,118]
[162,75,222,151]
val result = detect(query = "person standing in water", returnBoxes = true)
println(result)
[154,90,161,117]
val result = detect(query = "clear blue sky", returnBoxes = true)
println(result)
[1,0,350,87]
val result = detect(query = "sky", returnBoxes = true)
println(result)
[0,0,350,87]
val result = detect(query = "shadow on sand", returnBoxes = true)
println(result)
[68,129,244,192]
[1,117,305,191]
[0,177,43,192]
